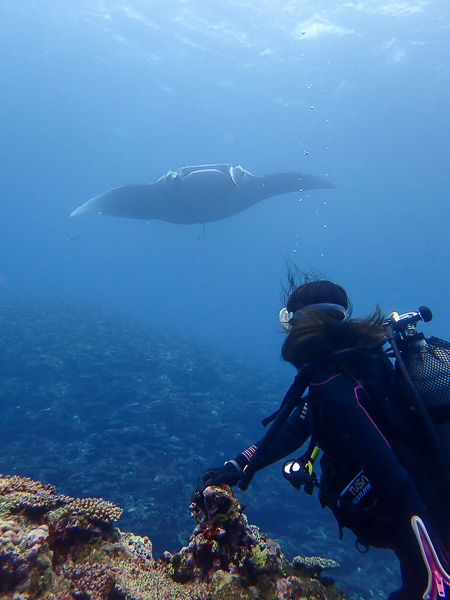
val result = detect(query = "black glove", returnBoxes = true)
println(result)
[192,463,240,501]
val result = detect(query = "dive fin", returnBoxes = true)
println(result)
[411,515,450,599]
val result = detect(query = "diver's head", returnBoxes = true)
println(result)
[280,280,350,331]
[286,280,349,313]
[280,276,384,368]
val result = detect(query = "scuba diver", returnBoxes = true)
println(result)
[194,274,450,600]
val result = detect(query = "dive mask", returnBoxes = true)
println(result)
[279,303,348,331]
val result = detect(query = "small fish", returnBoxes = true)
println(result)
[65,234,80,241]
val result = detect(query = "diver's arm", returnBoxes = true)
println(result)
[230,404,312,476]
[195,395,311,493]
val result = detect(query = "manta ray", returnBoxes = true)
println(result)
[70,164,335,225]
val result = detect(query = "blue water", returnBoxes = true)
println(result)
[1,2,449,598]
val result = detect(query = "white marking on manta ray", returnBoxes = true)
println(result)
[70,164,335,225]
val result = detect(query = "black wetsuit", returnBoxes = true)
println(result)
[232,355,443,599]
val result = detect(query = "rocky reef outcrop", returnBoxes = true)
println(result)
[0,473,346,600]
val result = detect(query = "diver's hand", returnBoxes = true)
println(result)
[192,463,240,500]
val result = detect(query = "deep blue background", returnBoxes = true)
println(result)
[0,2,449,598]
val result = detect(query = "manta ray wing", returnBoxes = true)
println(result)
[70,183,164,220]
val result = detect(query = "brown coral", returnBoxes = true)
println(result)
[0,474,56,495]
[64,562,118,599]
[163,485,287,586]
[0,520,31,594]
[119,532,154,564]
[10,491,70,513]
[64,497,123,525]
[23,525,50,558]
[0,519,24,545]
[0,473,72,515]
[293,555,340,575]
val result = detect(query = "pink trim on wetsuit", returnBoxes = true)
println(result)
[242,445,257,461]
[354,384,391,447]
[309,373,341,387]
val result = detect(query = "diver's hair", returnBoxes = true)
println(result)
[281,307,386,369]
[281,264,354,316]
[280,267,384,368]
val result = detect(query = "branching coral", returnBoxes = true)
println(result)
[64,497,123,525]
[293,555,340,575]
[0,474,72,515]
[0,474,56,495]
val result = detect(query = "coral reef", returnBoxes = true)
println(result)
[162,485,344,599]
[293,555,340,576]
[0,474,346,600]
